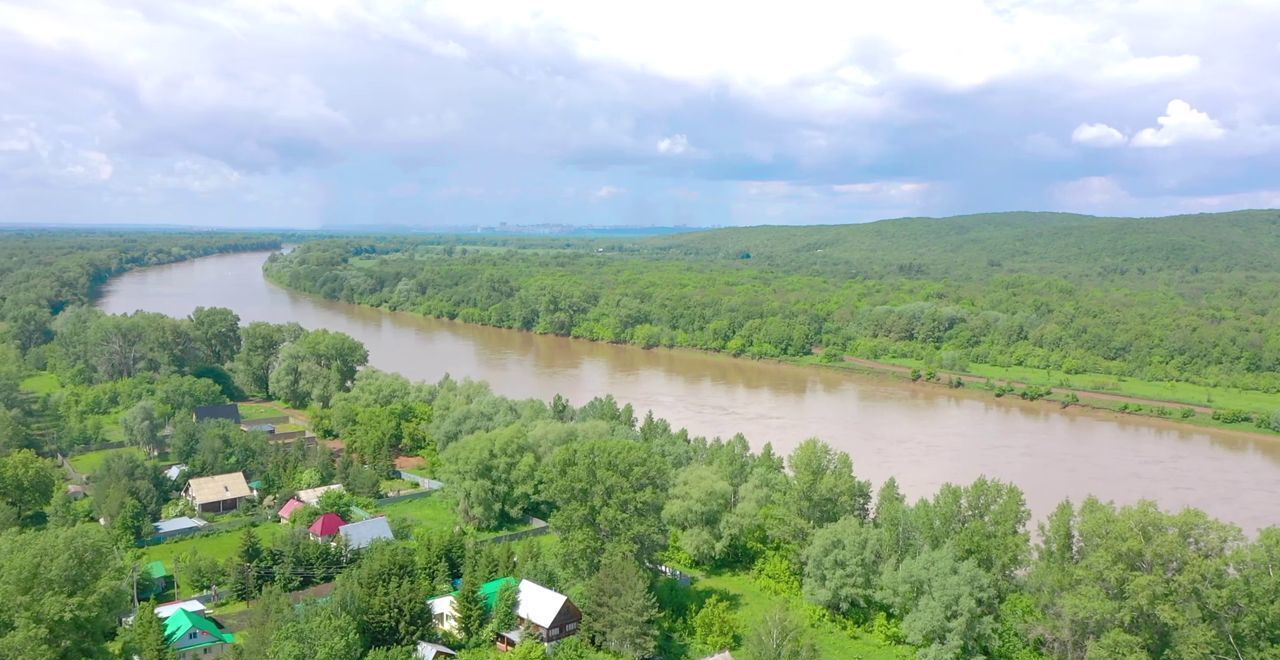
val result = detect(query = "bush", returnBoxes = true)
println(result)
[1211,409,1254,424]
[909,368,922,382]
[1180,407,1196,419]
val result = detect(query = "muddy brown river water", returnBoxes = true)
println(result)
[97,250,1280,531]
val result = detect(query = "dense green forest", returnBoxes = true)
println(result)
[1,229,1278,659]
[263,211,1280,423]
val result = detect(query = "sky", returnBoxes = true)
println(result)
[2,0,1279,228]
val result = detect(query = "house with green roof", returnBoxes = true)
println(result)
[163,608,236,659]
[427,577,580,646]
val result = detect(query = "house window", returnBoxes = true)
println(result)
[565,622,578,631]
[188,632,199,640]
[203,649,211,655]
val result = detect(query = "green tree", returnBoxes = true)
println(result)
[268,605,364,660]
[189,306,241,365]
[231,527,264,601]
[332,543,429,648]
[692,595,738,652]
[880,546,999,659]
[786,438,872,531]
[453,569,488,644]
[509,639,547,659]
[583,552,658,658]
[127,601,176,660]
[233,321,303,396]
[233,585,294,660]
[803,516,887,619]
[662,464,734,566]
[440,424,541,530]
[743,607,818,660]
[0,525,130,658]
[0,449,57,520]
[122,400,164,457]
[545,439,670,576]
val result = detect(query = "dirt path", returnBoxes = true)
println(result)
[841,357,1214,414]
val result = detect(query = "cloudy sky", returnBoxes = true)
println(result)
[2,0,1279,228]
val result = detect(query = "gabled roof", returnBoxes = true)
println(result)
[153,516,207,535]
[515,579,570,629]
[154,600,206,619]
[193,404,241,424]
[278,498,305,520]
[146,560,171,580]
[184,472,251,505]
[162,609,235,647]
[415,641,457,659]
[429,576,516,613]
[338,516,394,549]
[163,464,187,481]
[296,483,344,505]
[309,512,346,536]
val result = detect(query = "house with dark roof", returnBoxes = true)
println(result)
[308,512,346,541]
[162,608,235,659]
[192,403,241,424]
[428,577,581,646]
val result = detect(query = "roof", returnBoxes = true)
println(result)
[309,512,346,536]
[163,464,187,481]
[415,641,457,659]
[515,579,570,629]
[429,576,517,613]
[154,600,206,619]
[153,516,207,535]
[67,484,86,493]
[163,609,235,648]
[278,498,305,520]
[146,560,171,580]
[193,404,241,424]
[296,483,344,505]
[338,516,394,549]
[184,472,252,505]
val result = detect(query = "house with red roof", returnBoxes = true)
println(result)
[308,512,346,541]
[277,497,305,522]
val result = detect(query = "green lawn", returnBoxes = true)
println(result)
[19,372,62,394]
[377,494,458,533]
[141,524,287,597]
[871,356,1280,413]
[237,401,293,421]
[687,571,912,659]
[69,446,145,475]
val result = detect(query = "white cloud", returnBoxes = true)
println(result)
[592,185,624,199]
[832,181,929,196]
[1071,123,1126,148]
[656,134,690,155]
[1101,54,1200,82]
[148,158,240,192]
[1054,176,1130,208]
[1131,100,1225,148]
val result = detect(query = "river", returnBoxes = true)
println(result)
[97,250,1280,531]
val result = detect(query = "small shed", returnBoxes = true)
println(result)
[277,498,305,522]
[338,516,394,550]
[152,516,208,540]
[308,512,346,540]
[163,464,188,481]
[154,599,207,619]
[192,403,241,424]
[66,484,86,501]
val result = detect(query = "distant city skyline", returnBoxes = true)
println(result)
[2,1,1278,228]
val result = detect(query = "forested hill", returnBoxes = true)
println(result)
[265,209,1280,419]
[643,210,1280,277]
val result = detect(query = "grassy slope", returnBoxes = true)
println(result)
[69,446,146,475]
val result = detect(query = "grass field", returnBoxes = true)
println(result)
[877,356,1280,412]
[19,372,62,394]
[141,524,288,597]
[69,446,145,475]
[377,494,458,532]
[237,401,293,420]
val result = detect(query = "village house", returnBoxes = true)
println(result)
[162,608,236,659]
[182,472,253,513]
[429,577,581,647]
[295,483,344,505]
[308,512,346,541]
